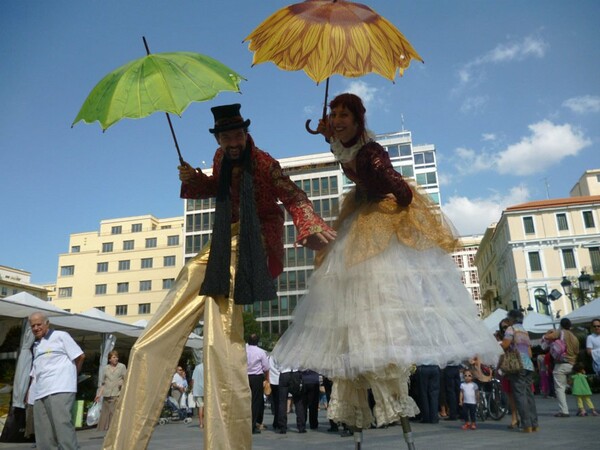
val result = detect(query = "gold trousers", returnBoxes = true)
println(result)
[103,234,251,450]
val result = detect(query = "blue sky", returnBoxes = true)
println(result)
[1,0,599,284]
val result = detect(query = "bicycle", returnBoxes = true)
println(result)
[476,377,508,421]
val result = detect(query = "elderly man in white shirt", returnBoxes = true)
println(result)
[29,312,85,450]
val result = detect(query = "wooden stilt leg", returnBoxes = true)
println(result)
[400,417,417,450]
[353,427,363,450]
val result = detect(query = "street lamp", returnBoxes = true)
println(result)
[561,270,596,309]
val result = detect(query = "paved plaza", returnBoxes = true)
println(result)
[1,393,597,450]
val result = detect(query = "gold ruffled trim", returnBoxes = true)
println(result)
[316,184,458,268]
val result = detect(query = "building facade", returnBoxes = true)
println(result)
[53,215,183,323]
[0,265,49,300]
[452,235,483,316]
[476,194,600,317]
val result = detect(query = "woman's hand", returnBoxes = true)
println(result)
[317,118,332,141]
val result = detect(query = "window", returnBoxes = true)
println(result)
[141,258,153,269]
[97,262,108,273]
[139,280,152,291]
[102,242,114,253]
[138,303,151,315]
[71,245,80,253]
[583,211,595,228]
[415,172,437,186]
[123,240,134,250]
[60,265,74,276]
[528,252,542,271]
[58,287,73,298]
[115,305,128,316]
[145,238,157,248]
[94,306,105,312]
[111,226,122,235]
[556,213,569,231]
[163,278,174,289]
[95,284,107,295]
[589,247,600,274]
[561,249,576,269]
[118,260,130,271]
[167,235,179,246]
[523,217,535,234]
[132,223,142,233]
[117,282,129,293]
[164,256,176,267]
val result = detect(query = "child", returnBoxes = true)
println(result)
[570,363,598,416]
[459,370,479,430]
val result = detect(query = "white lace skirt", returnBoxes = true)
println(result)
[273,209,502,380]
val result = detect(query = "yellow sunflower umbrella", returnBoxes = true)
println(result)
[244,0,423,133]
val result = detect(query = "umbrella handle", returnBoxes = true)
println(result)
[305,119,320,135]
[305,77,330,135]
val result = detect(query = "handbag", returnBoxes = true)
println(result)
[187,393,197,409]
[499,348,523,375]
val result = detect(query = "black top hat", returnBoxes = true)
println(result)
[209,103,251,134]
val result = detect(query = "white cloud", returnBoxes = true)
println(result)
[442,186,530,235]
[482,133,496,141]
[495,120,591,175]
[453,147,495,174]
[455,35,548,93]
[563,95,600,114]
[460,95,489,113]
[343,80,379,109]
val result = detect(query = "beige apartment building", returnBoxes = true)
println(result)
[476,190,600,318]
[53,215,183,324]
[0,265,49,300]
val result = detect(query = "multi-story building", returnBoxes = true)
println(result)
[452,235,483,316]
[0,265,49,300]
[183,130,444,335]
[476,191,600,317]
[53,215,183,323]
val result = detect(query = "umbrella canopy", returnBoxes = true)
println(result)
[244,0,423,83]
[72,39,246,164]
[72,51,245,131]
[244,0,422,132]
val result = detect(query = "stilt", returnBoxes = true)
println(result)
[400,417,416,450]
[353,427,363,450]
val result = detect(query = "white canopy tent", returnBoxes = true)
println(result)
[563,297,600,324]
[482,308,508,332]
[523,311,558,333]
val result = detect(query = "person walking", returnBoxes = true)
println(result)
[544,317,579,417]
[28,312,85,450]
[191,361,204,428]
[301,369,320,430]
[95,350,126,431]
[102,104,334,450]
[246,333,269,434]
[501,309,538,432]
[268,355,281,431]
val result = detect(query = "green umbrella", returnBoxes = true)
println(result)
[72,37,246,164]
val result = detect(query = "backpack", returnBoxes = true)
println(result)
[549,331,567,363]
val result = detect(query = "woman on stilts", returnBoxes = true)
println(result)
[273,93,502,449]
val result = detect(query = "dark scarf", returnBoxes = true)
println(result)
[199,139,277,305]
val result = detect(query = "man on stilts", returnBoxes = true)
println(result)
[102,104,335,450]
